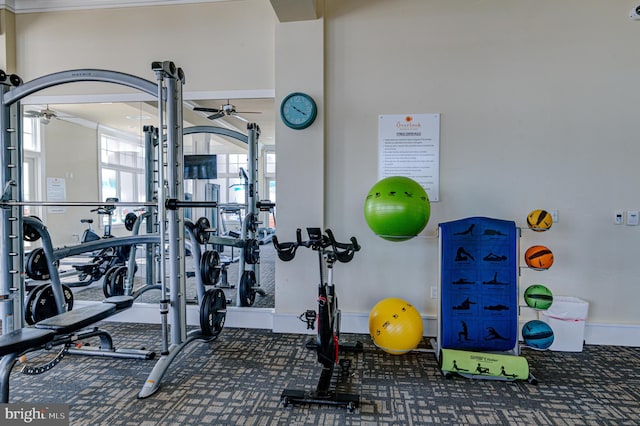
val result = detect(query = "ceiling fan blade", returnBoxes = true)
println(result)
[207,112,225,120]
[232,114,250,123]
[194,107,222,113]
[236,111,262,114]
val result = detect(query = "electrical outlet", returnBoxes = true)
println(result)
[615,210,624,225]
[430,287,438,299]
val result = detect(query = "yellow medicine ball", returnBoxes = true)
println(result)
[527,209,553,232]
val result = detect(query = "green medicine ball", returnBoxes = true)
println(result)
[524,284,553,310]
[363,176,431,242]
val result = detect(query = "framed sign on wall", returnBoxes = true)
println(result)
[378,113,440,202]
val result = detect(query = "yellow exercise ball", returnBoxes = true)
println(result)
[369,298,423,355]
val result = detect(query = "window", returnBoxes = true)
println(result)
[22,117,42,219]
[263,149,276,229]
[207,153,248,204]
[99,128,146,226]
[264,150,276,176]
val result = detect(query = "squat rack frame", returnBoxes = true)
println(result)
[0,61,220,399]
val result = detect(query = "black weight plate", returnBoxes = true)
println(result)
[200,250,221,285]
[32,284,74,324]
[124,212,138,231]
[23,216,42,242]
[103,265,127,298]
[111,266,128,296]
[239,270,257,307]
[26,248,50,281]
[195,217,211,245]
[200,250,211,285]
[9,74,22,87]
[102,265,121,298]
[200,288,226,337]
[243,239,260,265]
[24,284,48,325]
[209,251,221,284]
[25,250,37,279]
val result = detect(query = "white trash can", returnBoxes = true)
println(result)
[539,296,589,352]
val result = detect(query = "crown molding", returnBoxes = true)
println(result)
[0,0,16,12]
[1,0,233,13]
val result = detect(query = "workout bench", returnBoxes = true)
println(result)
[0,295,154,403]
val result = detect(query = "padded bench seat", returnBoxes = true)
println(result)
[0,328,55,357]
[35,303,117,334]
[33,295,133,334]
[104,295,134,311]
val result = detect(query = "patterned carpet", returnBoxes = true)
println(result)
[5,322,640,425]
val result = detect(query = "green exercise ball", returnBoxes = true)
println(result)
[364,176,431,241]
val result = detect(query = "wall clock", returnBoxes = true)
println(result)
[280,92,317,130]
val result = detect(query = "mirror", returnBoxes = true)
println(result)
[22,98,276,309]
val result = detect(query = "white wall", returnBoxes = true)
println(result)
[323,0,640,327]
[41,120,100,246]
[14,0,275,94]
[10,0,640,338]
[273,18,325,320]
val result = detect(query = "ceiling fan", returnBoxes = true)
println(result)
[194,100,261,122]
[23,106,58,124]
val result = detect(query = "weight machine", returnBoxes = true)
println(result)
[0,62,226,401]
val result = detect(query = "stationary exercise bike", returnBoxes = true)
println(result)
[273,227,362,411]
[70,198,130,286]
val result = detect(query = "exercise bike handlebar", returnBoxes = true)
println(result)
[272,227,360,263]
[272,228,314,262]
[324,228,360,263]
[272,235,299,262]
[90,206,116,215]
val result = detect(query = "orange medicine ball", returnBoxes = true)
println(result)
[524,245,554,270]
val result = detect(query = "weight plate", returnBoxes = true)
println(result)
[243,239,260,265]
[32,284,74,324]
[23,216,42,242]
[200,250,210,284]
[9,74,22,87]
[103,265,127,298]
[25,248,50,281]
[102,265,121,298]
[24,284,48,325]
[111,266,128,296]
[200,250,221,285]
[239,270,257,307]
[200,288,226,337]
[209,251,221,284]
[124,212,138,231]
[195,217,211,245]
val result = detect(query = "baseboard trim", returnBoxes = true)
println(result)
[80,301,640,347]
[584,322,640,347]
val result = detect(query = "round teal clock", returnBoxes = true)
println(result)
[280,92,317,130]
